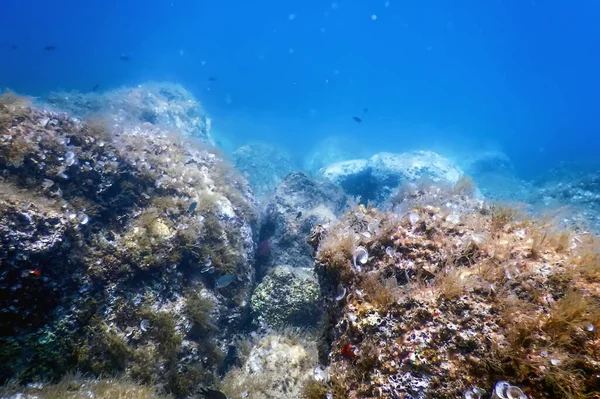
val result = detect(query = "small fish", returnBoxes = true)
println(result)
[208,77,217,81]
[30,268,41,277]
[120,54,131,61]
[44,45,57,51]
[10,45,18,50]
[215,274,235,289]
[199,387,228,399]
[186,201,197,215]
[352,116,362,123]
[296,211,302,219]
[92,84,100,92]
[363,107,369,113]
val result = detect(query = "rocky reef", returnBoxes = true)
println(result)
[0,93,256,396]
[44,82,213,144]
[308,182,600,399]
[3,87,600,399]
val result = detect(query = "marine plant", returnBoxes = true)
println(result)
[184,291,217,339]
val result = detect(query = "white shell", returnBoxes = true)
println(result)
[492,381,510,399]
[352,246,368,271]
[140,319,150,332]
[335,284,346,301]
[506,385,527,399]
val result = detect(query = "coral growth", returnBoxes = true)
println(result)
[311,182,600,398]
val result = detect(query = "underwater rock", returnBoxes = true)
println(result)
[0,97,257,394]
[45,82,213,144]
[221,330,318,399]
[311,183,600,398]
[320,150,463,203]
[250,266,322,329]
[259,172,348,275]
[232,142,296,200]
[0,190,75,336]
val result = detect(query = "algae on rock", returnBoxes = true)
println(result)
[0,96,257,397]
[250,266,322,329]
[220,330,319,399]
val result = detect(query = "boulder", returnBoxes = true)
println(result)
[251,266,322,329]
[319,151,463,203]
[44,82,213,144]
[259,172,348,275]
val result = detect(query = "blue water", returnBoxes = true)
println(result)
[1,0,599,178]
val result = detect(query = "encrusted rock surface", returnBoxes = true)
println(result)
[232,142,296,200]
[319,151,463,203]
[310,183,600,399]
[251,265,322,329]
[221,330,319,399]
[44,82,213,144]
[0,96,256,396]
[259,172,348,275]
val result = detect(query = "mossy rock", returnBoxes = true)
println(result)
[251,266,322,328]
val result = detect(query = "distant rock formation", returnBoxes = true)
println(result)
[44,82,213,144]
[319,151,463,203]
